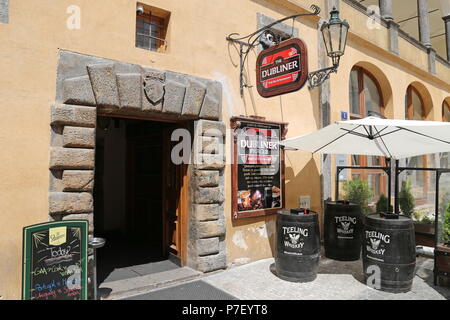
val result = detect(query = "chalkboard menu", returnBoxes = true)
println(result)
[22,220,88,300]
[231,117,286,219]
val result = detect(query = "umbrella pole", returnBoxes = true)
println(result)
[387,158,391,212]
[394,159,400,214]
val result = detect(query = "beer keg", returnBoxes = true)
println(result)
[275,208,320,282]
[362,212,416,293]
[324,200,363,261]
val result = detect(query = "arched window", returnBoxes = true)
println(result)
[348,66,386,203]
[405,85,428,202]
[405,86,425,121]
[349,67,383,118]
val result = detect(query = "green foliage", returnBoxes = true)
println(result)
[413,209,434,224]
[343,178,373,215]
[442,204,450,245]
[376,194,393,214]
[439,192,450,219]
[399,180,415,217]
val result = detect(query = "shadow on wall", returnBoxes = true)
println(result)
[229,156,321,260]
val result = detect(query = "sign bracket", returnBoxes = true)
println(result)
[226,5,321,97]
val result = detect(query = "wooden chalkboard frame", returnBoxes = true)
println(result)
[231,116,288,220]
[22,220,89,300]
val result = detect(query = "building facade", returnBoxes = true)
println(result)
[0,0,449,299]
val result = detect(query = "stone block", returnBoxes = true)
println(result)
[162,80,186,114]
[193,219,225,238]
[49,192,93,215]
[49,147,95,169]
[194,154,225,170]
[62,76,96,106]
[62,213,94,233]
[196,252,226,273]
[63,127,95,148]
[197,120,226,137]
[192,203,223,221]
[182,79,206,116]
[193,170,219,187]
[196,238,220,256]
[142,68,165,112]
[51,104,96,127]
[199,94,220,120]
[62,170,94,191]
[116,73,142,109]
[198,136,221,154]
[87,63,120,108]
[194,186,225,204]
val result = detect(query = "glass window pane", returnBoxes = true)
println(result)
[411,90,423,120]
[363,74,381,115]
[349,70,359,115]
[367,156,381,166]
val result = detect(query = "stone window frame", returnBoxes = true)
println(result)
[135,3,170,53]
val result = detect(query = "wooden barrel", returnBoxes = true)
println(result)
[324,201,362,261]
[362,213,416,293]
[275,209,320,282]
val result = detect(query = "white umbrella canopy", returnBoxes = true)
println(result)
[280,116,450,159]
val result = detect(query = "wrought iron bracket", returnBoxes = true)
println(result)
[226,5,321,97]
[307,65,338,88]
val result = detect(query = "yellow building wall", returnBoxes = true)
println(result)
[0,0,449,299]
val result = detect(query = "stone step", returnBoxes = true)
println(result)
[99,267,202,300]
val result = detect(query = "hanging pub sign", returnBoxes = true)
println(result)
[256,37,308,98]
[231,117,287,219]
[22,220,89,300]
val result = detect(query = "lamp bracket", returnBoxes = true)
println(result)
[307,65,337,88]
[226,5,321,97]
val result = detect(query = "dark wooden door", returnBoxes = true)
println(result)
[127,122,164,256]
[126,120,188,261]
[162,124,188,260]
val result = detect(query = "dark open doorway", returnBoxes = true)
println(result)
[94,116,188,284]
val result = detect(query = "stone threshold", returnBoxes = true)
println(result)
[99,266,203,300]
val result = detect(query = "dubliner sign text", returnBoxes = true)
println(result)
[256,38,308,98]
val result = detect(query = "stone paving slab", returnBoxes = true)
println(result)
[100,267,202,300]
[123,280,237,300]
[202,257,449,300]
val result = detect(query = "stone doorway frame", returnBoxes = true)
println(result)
[48,51,227,297]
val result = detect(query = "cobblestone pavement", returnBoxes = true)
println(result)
[202,255,450,300]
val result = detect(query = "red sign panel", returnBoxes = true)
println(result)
[256,38,308,98]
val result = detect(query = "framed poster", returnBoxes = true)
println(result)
[256,37,308,98]
[22,220,89,300]
[231,117,287,219]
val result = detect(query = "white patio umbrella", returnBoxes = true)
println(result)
[280,116,450,212]
[280,116,450,159]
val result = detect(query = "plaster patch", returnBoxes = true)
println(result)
[211,72,236,117]
[256,225,268,238]
[232,231,248,251]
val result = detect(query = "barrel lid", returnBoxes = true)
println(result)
[365,213,413,228]
[278,208,318,217]
[325,200,359,208]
